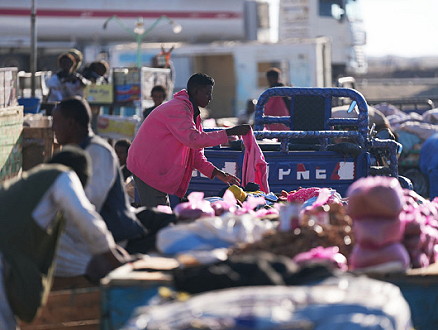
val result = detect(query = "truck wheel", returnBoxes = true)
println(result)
[402,169,428,198]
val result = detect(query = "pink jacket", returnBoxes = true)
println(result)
[127,90,228,197]
[242,128,270,193]
[264,97,290,131]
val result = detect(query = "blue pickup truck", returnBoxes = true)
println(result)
[187,87,404,197]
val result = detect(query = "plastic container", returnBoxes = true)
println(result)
[18,97,41,114]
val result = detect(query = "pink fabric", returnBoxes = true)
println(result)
[127,90,228,197]
[242,127,270,193]
[293,246,348,271]
[210,190,238,216]
[287,187,321,204]
[173,192,215,220]
[264,97,290,131]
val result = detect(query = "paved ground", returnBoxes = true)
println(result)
[355,78,438,106]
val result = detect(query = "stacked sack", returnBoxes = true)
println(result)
[401,190,438,268]
[347,176,410,271]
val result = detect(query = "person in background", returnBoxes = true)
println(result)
[419,132,438,199]
[143,85,167,120]
[67,48,84,73]
[264,67,291,131]
[81,59,110,133]
[114,138,132,181]
[46,52,88,102]
[82,60,109,84]
[0,146,126,329]
[127,72,251,208]
[237,99,257,126]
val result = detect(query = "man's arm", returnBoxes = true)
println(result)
[52,171,116,254]
[52,171,127,279]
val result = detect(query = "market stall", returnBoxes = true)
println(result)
[85,66,173,141]
[97,177,438,330]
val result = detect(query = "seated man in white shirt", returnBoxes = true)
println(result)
[0,146,127,329]
[52,97,173,259]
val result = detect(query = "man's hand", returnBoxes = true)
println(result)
[226,124,251,137]
[85,246,131,284]
[213,168,241,186]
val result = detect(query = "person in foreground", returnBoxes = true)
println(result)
[0,146,126,329]
[51,97,146,248]
[127,72,251,208]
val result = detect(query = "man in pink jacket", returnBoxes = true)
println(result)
[127,73,251,207]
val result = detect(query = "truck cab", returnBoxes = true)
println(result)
[278,0,367,77]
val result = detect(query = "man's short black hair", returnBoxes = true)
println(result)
[150,85,167,98]
[187,73,214,94]
[56,97,91,128]
[48,145,91,188]
[115,138,131,151]
[266,67,281,80]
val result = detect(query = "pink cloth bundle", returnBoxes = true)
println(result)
[347,176,409,270]
[353,218,405,249]
[349,243,410,270]
[293,246,348,271]
[400,193,438,268]
[287,187,322,204]
[210,190,238,216]
[174,192,215,220]
[347,176,404,219]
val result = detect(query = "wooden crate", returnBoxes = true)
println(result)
[0,106,23,182]
[22,126,54,171]
[20,277,100,330]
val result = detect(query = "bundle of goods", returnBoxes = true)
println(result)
[175,188,279,221]
[346,176,410,271]
[230,178,438,272]
[229,200,355,269]
[348,176,438,271]
[401,189,438,268]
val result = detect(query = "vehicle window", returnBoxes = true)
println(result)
[319,0,344,20]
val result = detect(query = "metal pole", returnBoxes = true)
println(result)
[30,0,37,97]
[136,33,142,68]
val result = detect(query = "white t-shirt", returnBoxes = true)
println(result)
[46,74,84,102]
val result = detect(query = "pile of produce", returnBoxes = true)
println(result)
[229,203,355,262]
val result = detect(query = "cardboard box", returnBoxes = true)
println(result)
[96,114,140,140]
[85,84,114,104]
